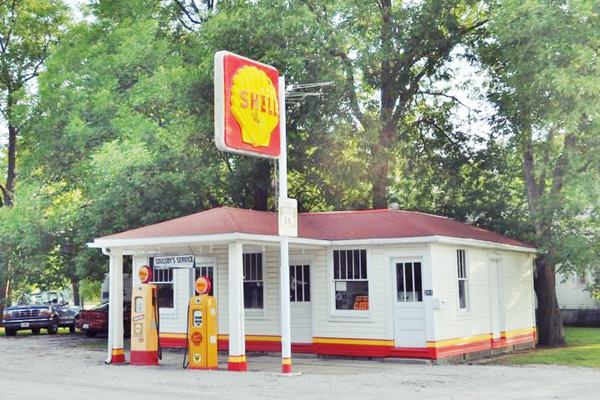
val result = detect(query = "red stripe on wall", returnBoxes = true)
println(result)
[505,332,536,346]
[160,337,186,348]
[160,334,535,360]
[313,342,391,357]
[434,339,492,359]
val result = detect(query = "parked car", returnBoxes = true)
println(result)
[1,291,81,336]
[74,301,131,337]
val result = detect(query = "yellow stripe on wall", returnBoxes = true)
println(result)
[161,333,186,339]
[427,333,492,348]
[502,327,536,338]
[217,334,281,342]
[312,337,394,346]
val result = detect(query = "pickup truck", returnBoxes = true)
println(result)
[1,291,81,336]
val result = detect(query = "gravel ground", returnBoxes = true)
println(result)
[1,333,599,400]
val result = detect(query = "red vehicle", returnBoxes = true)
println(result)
[74,302,131,337]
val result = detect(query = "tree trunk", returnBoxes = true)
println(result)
[371,121,396,209]
[4,124,17,206]
[371,0,394,210]
[4,279,12,306]
[371,142,390,209]
[71,276,80,307]
[251,159,271,211]
[3,90,17,207]
[0,279,7,311]
[533,256,565,346]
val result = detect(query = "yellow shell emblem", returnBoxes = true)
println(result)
[231,66,279,147]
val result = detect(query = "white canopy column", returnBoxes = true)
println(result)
[105,248,125,364]
[228,241,247,371]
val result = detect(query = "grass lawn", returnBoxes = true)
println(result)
[499,327,600,368]
[0,326,71,336]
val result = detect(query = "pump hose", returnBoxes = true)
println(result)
[154,294,162,361]
[183,304,190,369]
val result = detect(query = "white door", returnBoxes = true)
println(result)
[289,263,312,343]
[488,260,505,339]
[392,259,426,348]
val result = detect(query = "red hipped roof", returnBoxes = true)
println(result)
[98,207,533,249]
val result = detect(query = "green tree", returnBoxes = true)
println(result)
[0,0,69,207]
[480,0,600,346]
[297,0,487,208]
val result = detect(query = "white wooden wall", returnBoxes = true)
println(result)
[429,244,535,341]
[131,241,535,346]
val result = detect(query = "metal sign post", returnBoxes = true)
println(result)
[278,76,296,374]
[215,51,295,374]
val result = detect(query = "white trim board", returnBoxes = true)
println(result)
[88,233,536,254]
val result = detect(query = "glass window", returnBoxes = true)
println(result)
[150,257,174,309]
[333,249,368,310]
[290,264,310,302]
[194,265,215,296]
[396,262,423,302]
[457,249,468,310]
[243,253,263,309]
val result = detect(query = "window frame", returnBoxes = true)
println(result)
[149,256,177,316]
[243,251,266,317]
[328,248,372,320]
[456,249,470,314]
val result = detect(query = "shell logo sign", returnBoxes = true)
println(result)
[214,51,281,158]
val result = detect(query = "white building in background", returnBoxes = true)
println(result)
[556,272,600,326]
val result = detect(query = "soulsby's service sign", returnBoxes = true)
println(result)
[214,51,281,158]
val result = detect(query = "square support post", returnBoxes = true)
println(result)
[106,248,125,364]
[228,241,247,371]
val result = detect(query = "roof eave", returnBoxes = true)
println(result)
[328,235,537,253]
[89,233,535,254]
[87,232,329,249]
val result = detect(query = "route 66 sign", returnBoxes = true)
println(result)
[278,198,298,237]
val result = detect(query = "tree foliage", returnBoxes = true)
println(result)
[479,0,600,345]
[0,0,69,207]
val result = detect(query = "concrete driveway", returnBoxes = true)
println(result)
[1,333,599,400]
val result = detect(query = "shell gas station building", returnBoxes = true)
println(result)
[90,206,537,369]
[88,51,537,372]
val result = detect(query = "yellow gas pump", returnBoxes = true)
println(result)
[184,276,218,370]
[130,265,162,366]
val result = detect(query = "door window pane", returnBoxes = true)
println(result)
[414,262,423,302]
[396,263,405,302]
[290,264,311,302]
[396,262,423,303]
